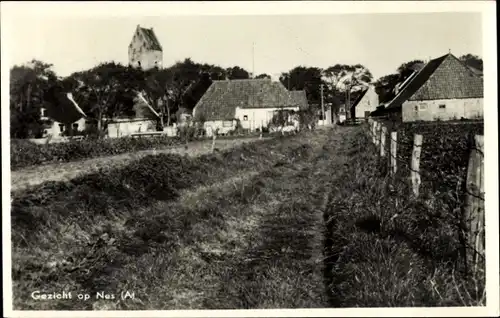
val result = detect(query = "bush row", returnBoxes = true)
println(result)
[10,136,185,170]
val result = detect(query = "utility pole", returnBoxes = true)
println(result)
[252,42,255,79]
[252,42,255,109]
[320,83,325,126]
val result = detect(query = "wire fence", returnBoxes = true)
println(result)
[365,118,485,272]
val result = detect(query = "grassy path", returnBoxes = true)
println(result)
[11,136,268,192]
[111,127,353,309]
[12,127,355,310]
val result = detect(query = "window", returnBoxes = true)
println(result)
[59,124,65,132]
[41,108,47,117]
[439,104,446,109]
[72,123,79,130]
[243,115,248,121]
[414,105,418,111]
[419,103,428,110]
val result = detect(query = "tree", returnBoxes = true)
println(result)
[280,66,324,105]
[374,73,400,104]
[10,59,58,138]
[373,59,424,104]
[141,67,177,128]
[200,63,227,81]
[182,72,213,111]
[226,66,250,80]
[256,73,271,79]
[321,64,373,122]
[459,54,483,71]
[68,62,134,132]
[396,60,425,80]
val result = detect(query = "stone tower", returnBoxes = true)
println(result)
[128,25,163,70]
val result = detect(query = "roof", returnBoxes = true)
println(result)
[137,26,162,51]
[193,79,302,121]
[133,92,161,119]
[467,66,483,77]
[289,90,309,109]
[386,53,484,110]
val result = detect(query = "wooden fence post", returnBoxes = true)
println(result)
[411,134,423,197]
[464,135,485,271]
[375,123,382,147]
[390,131,398,175]
[372,122,377,145]
[211,133,217,153]
[380,126,387,157]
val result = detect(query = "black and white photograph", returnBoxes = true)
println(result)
[2,1,498,317]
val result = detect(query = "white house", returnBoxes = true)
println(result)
[350,85,379,120]
[107,92,161,138]
[40,92,87,139]
[192,78,308,136]
[383,53,484,122]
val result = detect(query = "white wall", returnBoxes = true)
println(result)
[43,117,86,138]
[235,106,300,131]
[318,108,332,126]
[355,88,379,118]
[203,120,237,137]
[107,119,157,138]
[402,98,483,122]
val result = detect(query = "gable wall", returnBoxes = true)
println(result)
[355,88,379,118]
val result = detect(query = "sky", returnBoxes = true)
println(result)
[4,8,483,81]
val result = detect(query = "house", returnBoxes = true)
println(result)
[106,92,161,138]
[128,25,163,70]
[350,85,380,120]
[316,103,333,126]
[40,92,87,138]
[381,53,484,122]
[192,78,308,136]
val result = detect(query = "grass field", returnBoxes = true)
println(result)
[324,127,485,307]
[11,136,269,192]
[11,125,483,310]
[12,128,352,310]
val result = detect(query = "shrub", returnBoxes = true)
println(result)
[177,125,197,143]
[10,135,185,170]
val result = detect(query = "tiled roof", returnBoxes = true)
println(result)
[193,79,301,121]
[466,66,483,77]
[386,53,484,110]
[139,27,162,51]
[289,90,309,109]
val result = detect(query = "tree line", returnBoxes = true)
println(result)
[10,54,482,138]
